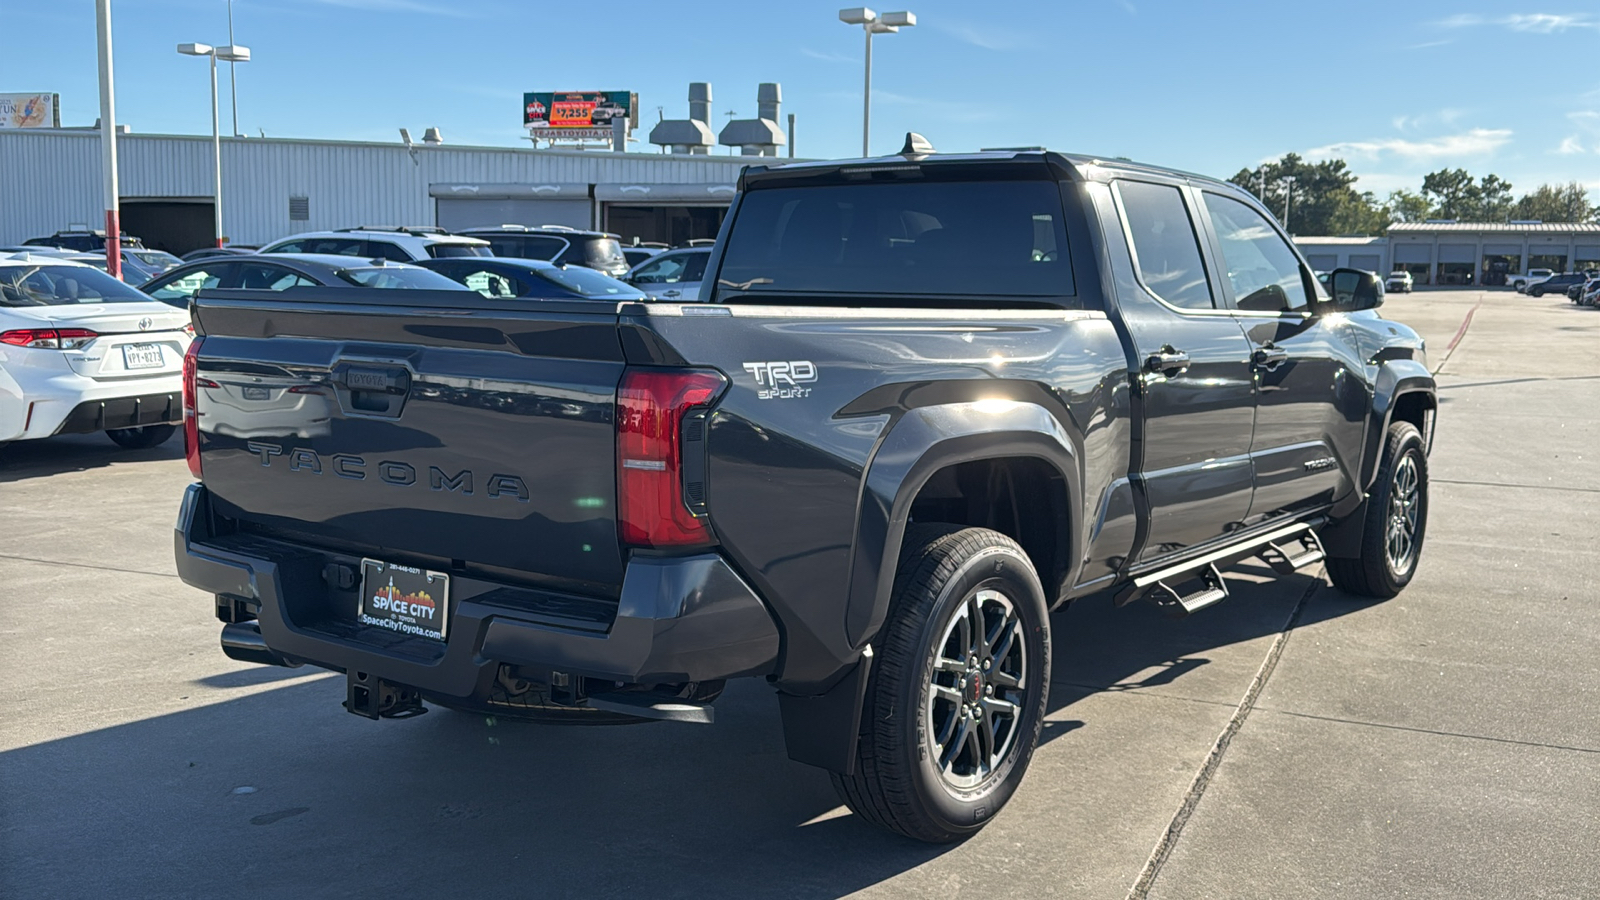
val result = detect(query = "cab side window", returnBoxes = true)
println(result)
[1115,181,1215,310]
[631,254,688,284]
[1202,193,1310,313]
[148,265,232,303]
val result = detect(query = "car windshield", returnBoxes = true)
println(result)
[531,265,645,298]
[713,179,1075,305]
[130,250,182,269]
[0,264,157,306]
[427,244,492,258]
[335,266,465,290]
[583,237,627,267]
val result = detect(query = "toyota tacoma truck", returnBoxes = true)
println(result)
[175,137,1436,842]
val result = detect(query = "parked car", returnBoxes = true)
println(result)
[455,225,630,279]
[417,257,646,301]
[63,251,174,285]
[22,229,146,252]
[1529,273,1586,297]
[1580,278,1600,307]
[622,246,663,268]
[0,256,191,449]
[181,247,258,262]
[138,253,468,307]
[175,139,1435,842]
[1513,268,1553,292]
[1572,276,1600,305]
[1384,270,1414,293]
[624,247,711,301]
[259,227,489,262]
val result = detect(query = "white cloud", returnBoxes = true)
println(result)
[1556,136,1586,154]
[800,47,854,63]
[1392,108,1466,131]
[934,20,1028,50]
[1307,128,1514,161]
[1437,12,1598,33]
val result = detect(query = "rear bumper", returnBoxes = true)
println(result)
[54,390,182,435]
[173,483,780,701]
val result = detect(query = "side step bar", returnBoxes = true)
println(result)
[587,692,715,725]
[1116,522,1325,617]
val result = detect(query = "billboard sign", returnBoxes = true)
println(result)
[0,93,59,129]
[524,91,636,132]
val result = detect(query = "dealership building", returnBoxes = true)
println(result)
[0,128,760,254]
[1295,223,1600,286]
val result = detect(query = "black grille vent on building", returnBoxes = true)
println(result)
[288,196,310,221]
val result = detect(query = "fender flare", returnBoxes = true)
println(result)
[1359,360,1436,492]
[842,400,1083,650]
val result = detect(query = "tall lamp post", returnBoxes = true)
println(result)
[178,42,250,248]
[838,8,916,157]
[1280,175,1297,233]
[95,0,120,280]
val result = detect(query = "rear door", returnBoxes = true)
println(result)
[1196,190,1363,522]
[192,290,629,595]
[1101,178,1258,560]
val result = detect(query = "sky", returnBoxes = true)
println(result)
[7,0,1600,203]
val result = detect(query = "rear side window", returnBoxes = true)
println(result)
[0,264,156,306]
[369,241,413,262]
[1115,181,1214,310]
[238,263,315,291]
[713,179,1074,305]
[427,243,490,258]
[144,264,236,303]
[1201,193,1310,313]
[336,266,465,290]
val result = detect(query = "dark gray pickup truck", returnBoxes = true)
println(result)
[175,139,1435,842]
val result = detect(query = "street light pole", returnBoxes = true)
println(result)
[1281,175,1297,233]
[839,8,916,157]
[228,0,239,136]
[95,0,121,280]
[180,42,249,248]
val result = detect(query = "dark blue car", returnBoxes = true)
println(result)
[418,257,646,301]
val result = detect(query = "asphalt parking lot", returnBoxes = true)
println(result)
[2,289,1596,899]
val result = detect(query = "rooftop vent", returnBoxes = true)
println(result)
[718,83,787,157]
[649,82,717,155]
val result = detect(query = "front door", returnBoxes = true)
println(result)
[1196,190,1363,523]
[1100,179,1258,561]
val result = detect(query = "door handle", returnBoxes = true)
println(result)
[1145,346,1191,376]
[1253,344,1290,369]
[661,290,682,298]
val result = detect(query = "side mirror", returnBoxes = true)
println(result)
[1327,268,1383,312]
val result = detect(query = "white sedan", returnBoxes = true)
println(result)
[1,254,192,449]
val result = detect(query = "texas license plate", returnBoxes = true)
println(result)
[359,559,449,641]
[122,343,164,369]
[241,386,271,401]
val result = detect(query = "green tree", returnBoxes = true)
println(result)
[1382,190,1433,224]
[1509,182,1598,223]
[1227,154,1381,236]
[1419,168,1515,221]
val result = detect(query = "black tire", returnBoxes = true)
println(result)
[831,525,1050,843]
[1327,421,1429,599]
[106,424,177,449]
[1529,287,1544,297]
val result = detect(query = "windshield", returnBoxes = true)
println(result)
[532,265,645,298]
[583,237,627,268]
[426,244,492,258]
[713,180,1074,305]
[0,264,156,306]
[130,250,182,270]
[335,266,466,290]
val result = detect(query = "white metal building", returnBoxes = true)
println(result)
[0,128,757,253]
[1387,222,1600,286]
[1292,236,1389,275]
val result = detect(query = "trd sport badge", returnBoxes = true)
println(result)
[742,360,817,400]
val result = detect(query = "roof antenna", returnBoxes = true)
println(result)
[901,132,935,157]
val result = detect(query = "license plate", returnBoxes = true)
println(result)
[359,559,449,641]
[241,386,271,401]
[122,343,164,369]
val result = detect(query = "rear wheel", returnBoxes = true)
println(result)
[832,525,1050,843]
[1328,421,1429,599]
[106,424,176,449]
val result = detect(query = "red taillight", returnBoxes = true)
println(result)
[617,367,726,548]
[182,337,206,478]
[0,328,98,349]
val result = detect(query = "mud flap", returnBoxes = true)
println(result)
[776,648,873,775]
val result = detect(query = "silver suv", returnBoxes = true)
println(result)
[260,226,489,261]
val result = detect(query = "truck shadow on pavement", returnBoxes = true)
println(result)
[0,567,1365,900]
[0,433,184,483]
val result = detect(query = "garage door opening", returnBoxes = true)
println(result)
[605,205,725,247]
[119,199,215,255]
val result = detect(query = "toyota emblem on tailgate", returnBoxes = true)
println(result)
[138,317,153,331]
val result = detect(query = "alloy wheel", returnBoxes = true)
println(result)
[1385,454,1421,573]
[926,589,1027,791]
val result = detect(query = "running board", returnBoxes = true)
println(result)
[1116,522,1317,616]
[1259,529,1326,576]
[586,692,715,725]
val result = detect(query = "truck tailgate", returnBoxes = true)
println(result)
[191,289,628,595]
